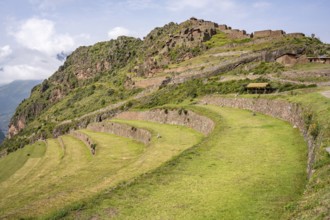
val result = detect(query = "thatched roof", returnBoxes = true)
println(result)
[246,83,270,89]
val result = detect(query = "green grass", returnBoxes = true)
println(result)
[0,120,202,219]
[206,88,330,219]
[62,105,307,220]
[204,32,251,48]
[0,141,46,182]
[288,63,330,71]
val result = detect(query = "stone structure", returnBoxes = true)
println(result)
[223,29,249,39]
[253,30,286,38]
[276,54,300,66]
[87,122,152,145]
[70,130,96,155]
[161,18,251,55]
[200,96,320,178]
[308,57,330,64]
[246,83,273,94]
[115,109,215,135]
[276,54,330,66]
[286,33,305,38]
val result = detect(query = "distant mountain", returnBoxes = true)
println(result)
[0,129,4,143]
[0,80,42,139]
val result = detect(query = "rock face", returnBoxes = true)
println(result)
[276,54,309,66]
[138,17,250,77]
[115,109,215,135]
[88,121,152,145]
[200,96,320,178]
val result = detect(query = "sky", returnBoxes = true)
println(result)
[0,0,329,85]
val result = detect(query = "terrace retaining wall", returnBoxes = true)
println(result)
[87,122,152,145]
[70,130,96,155]
[115,109,215,136]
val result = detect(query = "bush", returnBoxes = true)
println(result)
[253,62,284,75]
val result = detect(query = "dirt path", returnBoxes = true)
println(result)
[321,90,330,98]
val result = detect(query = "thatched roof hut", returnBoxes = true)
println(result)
[246,83,272,94]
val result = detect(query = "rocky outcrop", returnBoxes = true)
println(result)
[0,149,7,158]
[8,118,26,138]
[88,122,151,145]
[200,96,320,178]
[115,109,214,135]
[276,54,308,66]
[70,130,96,155]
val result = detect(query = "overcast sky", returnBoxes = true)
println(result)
[0,0,329,85]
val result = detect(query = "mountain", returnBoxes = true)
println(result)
[0,80,42,142]
[0,18,329,219]
[6,18,328,143]
[0,129,4,143]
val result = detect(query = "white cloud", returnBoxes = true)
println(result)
[253,1,271,9]
[0,47,63,84]
[0,64,49,84]
[12,18,75,55]
[108,27,132,39]
[0,45,12,60]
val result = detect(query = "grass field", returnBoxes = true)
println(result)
[0,141,46,183]
[0,121,202,219]
[61,105,307,220]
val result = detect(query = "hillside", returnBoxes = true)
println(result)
[0,80,42,141]
[0,18,329,219]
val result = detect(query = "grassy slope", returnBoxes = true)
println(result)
[204,87,330,219]
[0,121,202,219]
[63,105,307,220]
[281,88,330,219]
[0,141,46,183]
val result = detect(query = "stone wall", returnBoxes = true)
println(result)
[115,109,215,135]
[254,30,285,38]
[200,96,319,178]
[87,122,152,145]
[286,33,305,38]
[70,130,96,155]
[225,29,249,39]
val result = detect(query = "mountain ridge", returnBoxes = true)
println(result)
[0,80,42,142]
[6,17,327,145]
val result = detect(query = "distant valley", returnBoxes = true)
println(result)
[0,80,42,143]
